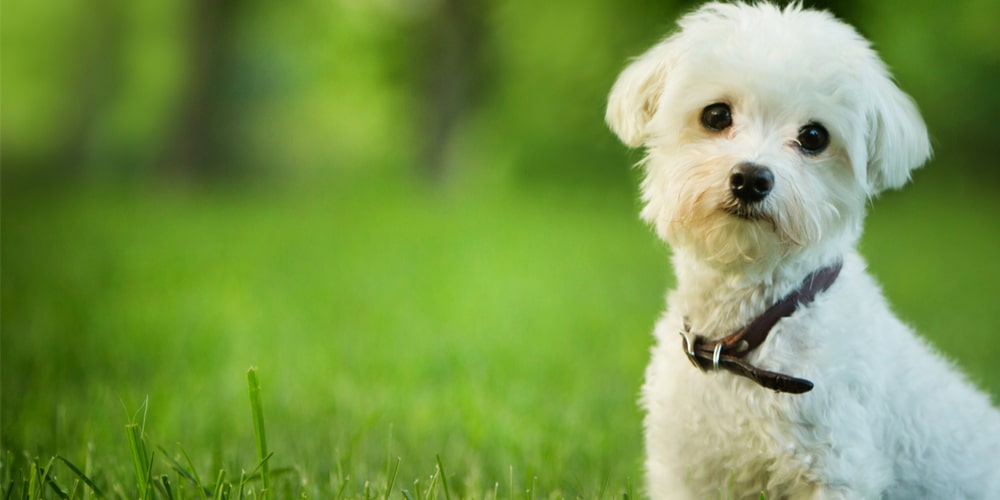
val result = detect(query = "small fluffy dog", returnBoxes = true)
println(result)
[606,2,1000,498]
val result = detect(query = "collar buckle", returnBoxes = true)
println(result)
[675,260,843,394]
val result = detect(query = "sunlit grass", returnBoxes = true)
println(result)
[2,172,998,497]
[2,180,662,498]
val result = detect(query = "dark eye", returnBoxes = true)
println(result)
[797,123,829,154]
[701,103,732,132]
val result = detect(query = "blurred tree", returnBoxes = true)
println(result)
[2,0,997,188]
[60,0,126,179]
[412,0,490,184]
[479,0,680,188]
[1,1,127,179]
[162,0,243,179]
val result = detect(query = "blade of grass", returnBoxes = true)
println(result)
[45,478,69,500]
[212,469,227,500]
[247,367,271,499]
[66,479,80,499]
[158,445,210,498]
[180,445,207,493]
[125,397,155,500]
[385,425,393,482]
[435,455,451,500]
[126,423,153,500]
[383,458,400,500]
[2,451,12,497]
[36,457,69,499]
[237,470,247,500]
[424,464,439,500]
[27,461,40,499]
[508,466,513,500]
[84,444,94,500]
[157,475,175,500]
[239,452,273,497]
[335,475,349,500]
[177,469,187,499]
[55,456,104,498]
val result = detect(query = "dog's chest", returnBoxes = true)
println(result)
[645,339,820,498]
[692,389,811,490]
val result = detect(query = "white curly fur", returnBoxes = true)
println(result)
[606,2,1000,498]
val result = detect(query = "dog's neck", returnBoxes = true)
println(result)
[668,249,843,339]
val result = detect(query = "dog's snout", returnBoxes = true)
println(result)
[730,163,774,203]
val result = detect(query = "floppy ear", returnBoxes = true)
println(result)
[605,40,675,148]
[863,70,932,193]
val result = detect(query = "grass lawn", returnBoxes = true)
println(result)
[3,173,998,498]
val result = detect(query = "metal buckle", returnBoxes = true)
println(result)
[712,343,723,372]
[678,329,704,371]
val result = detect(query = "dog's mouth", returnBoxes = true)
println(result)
[722,199,770,222]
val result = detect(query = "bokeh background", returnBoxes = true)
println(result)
[3,0,999,497]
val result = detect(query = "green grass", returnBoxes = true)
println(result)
[2,173,998,498]
[1,180,663,498]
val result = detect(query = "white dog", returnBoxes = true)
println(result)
[606,2,1000,498]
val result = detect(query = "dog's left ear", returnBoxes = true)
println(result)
[605,40,675,148]
[862,67,932,194]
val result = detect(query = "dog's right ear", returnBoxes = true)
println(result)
[605,40,675,148]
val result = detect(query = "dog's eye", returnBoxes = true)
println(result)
[797,124,829,154]
[701,103,732,132]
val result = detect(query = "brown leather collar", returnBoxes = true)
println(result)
[679,260,843,394]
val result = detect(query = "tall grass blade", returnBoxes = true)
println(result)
[508,466,514,500]
[2,451,12,498]
[158,475,175,500]
[84,444,95,500]
[126,423,153,500]
[66,479,80,500]
[27,461,40,500]
[240,452,273,498]
[44,477,69,500]
[35,457,69,499]
[159,445,211,498]
[237,470,247,500]
[178,445,205,489]
[434,455,451,500]
[212,469,228,500]
[247,367,271,499]
[55,456,104,498]
[383,458,400,500]
[335,476,349,500]
[425,464,439,500]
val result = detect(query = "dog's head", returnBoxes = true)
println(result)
[606,2,931,270]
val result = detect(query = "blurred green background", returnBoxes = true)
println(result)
[3,0,999,497]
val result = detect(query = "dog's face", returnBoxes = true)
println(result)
[607,2,931,270]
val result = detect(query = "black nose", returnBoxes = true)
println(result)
[730,163,774,203]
